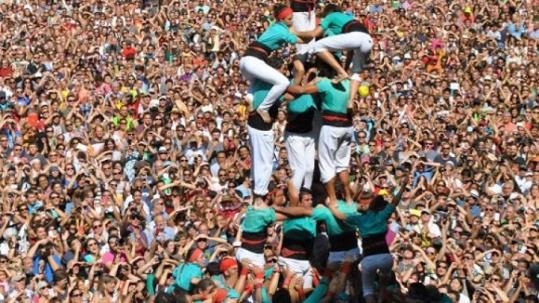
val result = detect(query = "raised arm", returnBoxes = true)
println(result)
[391,177,409,207]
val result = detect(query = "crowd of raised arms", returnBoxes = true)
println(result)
[0,0,537,302]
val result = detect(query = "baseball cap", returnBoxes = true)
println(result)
[409,209,422,217]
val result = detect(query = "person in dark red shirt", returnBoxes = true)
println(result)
[122,41,137,60]
[0,59,13,78]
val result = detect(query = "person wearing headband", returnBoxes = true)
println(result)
[296,4,373,106]
[240,4,305,124]
[170,248,205,292]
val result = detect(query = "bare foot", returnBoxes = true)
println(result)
[245,94,254,111]
[257,108,271,123]
[332,73,349,84]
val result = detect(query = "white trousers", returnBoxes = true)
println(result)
[240,56,289,111]
[248,126,274,196]
[293,12,316,55]
[318,125,353,183]
[311,31,373,73]
[278,256,314,289]
[236,247,266,268]
[285,131,315,190]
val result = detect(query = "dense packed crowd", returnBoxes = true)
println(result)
[0,0,538,302]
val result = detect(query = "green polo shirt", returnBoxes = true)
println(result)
[251,80,273,110]
[283,217,317,239]
[257,22,298,50]
[252,79,316,113]
[241,206,277,233]
[304,278,329,303]
[288,92,317,114]
[316,78,350,114]
[320,12,355,35]
[172,262,203,292]
[311,201,357,236]
[346,203,395,237]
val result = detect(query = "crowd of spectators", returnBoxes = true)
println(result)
[0,0,538,302]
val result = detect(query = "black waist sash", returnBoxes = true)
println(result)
[342,19,369,34]
[244,41,272,62]
[362,232,389,256]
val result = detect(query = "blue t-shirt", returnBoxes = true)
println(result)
[257,22,298,50]
[33,255,62,283]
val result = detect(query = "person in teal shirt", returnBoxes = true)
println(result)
[250,74,318,191]
[279,188,317,289]
[328,177,409,303]
[289,66,354,206]
[296,4,373,107]
[240,4,306,123]
[171,248,205,292]
[246,76,307,198]
[274,181,360,266]
[285,75,318,191]
[236,197,287,268]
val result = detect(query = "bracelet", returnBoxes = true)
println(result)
[240,267,249,276]
[283,276,291,287]
[255,282,263,289]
